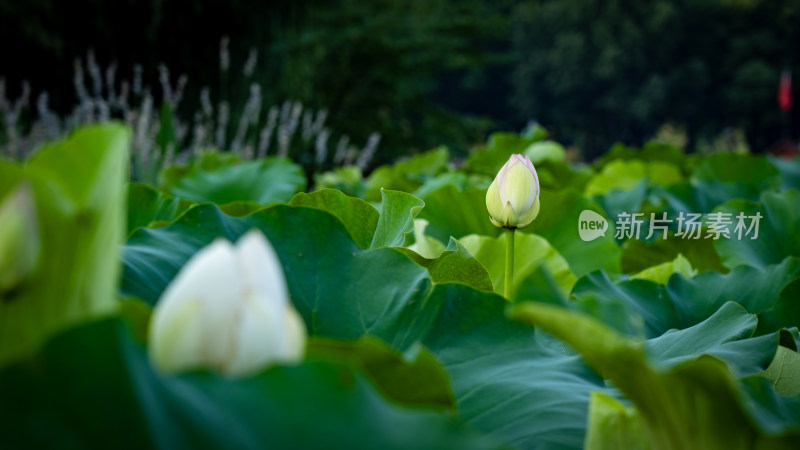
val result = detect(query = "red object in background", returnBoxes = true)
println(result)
[778,70,792,113]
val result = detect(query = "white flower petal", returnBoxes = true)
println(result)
[279,306,307,363]
[225,292,285,376]
[236,230,289,306]
[148,230,307,378]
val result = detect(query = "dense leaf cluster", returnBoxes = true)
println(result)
[1,124,800,448]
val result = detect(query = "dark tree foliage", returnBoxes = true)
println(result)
[5,0,797,162]
[512,0,800,156]
[264,0,515,163]
[0,0,295,108]
[0,0,513,163]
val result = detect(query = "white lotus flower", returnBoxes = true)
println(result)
[148,230,306,377]
[486,154,541,229]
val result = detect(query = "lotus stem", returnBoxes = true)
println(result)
[505,227,515,300]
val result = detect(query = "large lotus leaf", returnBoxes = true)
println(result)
[127,182,194,235]
[593,181,648,231]
[313,165,366,198]
[157,150,242,189]
[584,160,682,197]
[212,201,269,218]
[534,160,592,192]
[289,189,379,249]
[569,272,663,337]
[586,375,800,450]
[0,318,500,450]
[762,346,800,397]
[521,123,549,141]
[124,188,425,304]
[412,171,471,200]
[122,203,616,448]
[395,237,493,291]
[621,232,727,274]
[168,157,306,205]
[584,391,649,450]
[769,155,800,191]
[656,154,781,215]
[598,141,684,167]
[289,188,422,250]
[459,232,576,302]
[407,219,447,259]
[412,171,492,200]
[738,375,800,437]
[572,257,800,338]
[463,132,541,177]
[529,189,621,277]
[370,189,425,248]
[307,337,456,411]
[523,140,566,164]
[585,160,646,197]
[650,181,705,216]
[122,199,500,351]
[667,258,800,336]
[691,153,780,207]
[754,278,800,339]
[713,189,800,270]
[122,204,440,348]
[629,254,696,285]
[421,284,611,449]
[511,302,799,449]
[120,205,250,304]
[365,147,449,201]
[414,181,500,243]
[643,302,777,377]
[567,289,779,377]
[0,124,129,366]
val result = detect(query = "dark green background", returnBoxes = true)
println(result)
[1,0,798,161]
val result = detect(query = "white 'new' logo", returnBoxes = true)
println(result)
[578,210,608,241]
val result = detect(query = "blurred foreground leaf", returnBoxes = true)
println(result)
[0,124,129,367]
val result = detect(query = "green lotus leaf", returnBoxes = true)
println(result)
[585,391,649,450]
[629,254,696,285]
[656,154,781,216]
[127,182,194,235]
[622,232,727,274]
[422,285,612,449]
[168,157,306,205]
[769,155,800,191]
[460,232,576,302]
[414,180,500,243]
[512,302,799,449]
[290,189,379,249]
[0,318,500,449]
[531,189,621,277]
[121,201,612,448]
[407,218,447,259]
[714,190,800,270]
[763,346,800,397]
[307,336,456,410]
[365,147,449,201]
[463,131,543,177]
[572,257,800,338]
[395,237,493,291]
[584,160,682,197]
[523,140,566,164]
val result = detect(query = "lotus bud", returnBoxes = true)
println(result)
[148,230,306,377]
[486,154,540,229]
[0,183,40,293]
